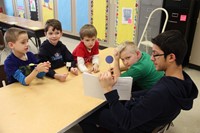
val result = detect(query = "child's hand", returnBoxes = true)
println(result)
[54,73,68,82]
[113,49,120,60]
[44,61,51,68]
[92,64,99,73]
[99,71,117,93]
[70,67,78,75]
[108,67,114,75]
[35,62,50,73]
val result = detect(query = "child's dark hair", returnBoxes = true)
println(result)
[4,27,27,45]
[79,24,97,39]
[151,30,187,65]
[44,19,62,32]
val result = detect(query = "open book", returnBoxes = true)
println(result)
[83,72,133,100]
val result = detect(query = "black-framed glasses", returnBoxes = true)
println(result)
[152,54,165,58]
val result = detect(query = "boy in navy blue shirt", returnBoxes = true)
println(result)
[4,27,51,85]
[38,19,78,82]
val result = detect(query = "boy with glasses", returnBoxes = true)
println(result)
[79,30,198,133]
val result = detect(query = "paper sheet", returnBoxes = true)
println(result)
[83,72,133,100]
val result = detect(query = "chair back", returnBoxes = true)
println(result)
[0,65,8,87]
[0,30,4,50]
[0,47,11,64]
[152,122,173,133]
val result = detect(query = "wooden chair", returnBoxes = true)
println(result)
[0,65,8,87]
[0,30,4,50]
[27,30,40,50]
[0,46,11,64]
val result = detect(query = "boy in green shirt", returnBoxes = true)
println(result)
[113,41,164,91]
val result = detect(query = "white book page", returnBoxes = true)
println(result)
[83,73,133,100]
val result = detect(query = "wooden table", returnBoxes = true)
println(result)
[0,13,45,48]
[0,48,114,133]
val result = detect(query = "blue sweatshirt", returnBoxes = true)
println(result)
[104,71,198,132]
[4,52,45,85]
[38,40,76,78]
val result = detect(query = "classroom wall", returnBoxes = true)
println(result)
[92,0,107,42]
[3,0,198,53]
[15,0,26,18]
[3,0,14,16]
[91,0,139,45]
[1,0,139,46]
[41,0,54,23]
[115,0,138,44]
[75,0,89,34]
[0,1,4,13]
[57,0,72,32]
[29,0,39,21]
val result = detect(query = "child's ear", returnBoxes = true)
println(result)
[136,50,140,56]
[8,42,14,49]
[44,32,47,36]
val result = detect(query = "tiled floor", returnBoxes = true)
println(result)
[1,36,200,133]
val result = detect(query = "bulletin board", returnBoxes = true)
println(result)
[91,0,108,42]
[41,0,54,23]
[115,0,138,44]
[76,0,89,34]
[57,0,71,32]
[4,0,14,16]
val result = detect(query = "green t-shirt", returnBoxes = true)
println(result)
[120,52,164,90]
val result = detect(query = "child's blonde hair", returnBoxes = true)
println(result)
[117,41,139,54]
[79,24,97,39]
[4,27,27,45]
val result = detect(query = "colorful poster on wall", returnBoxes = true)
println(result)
[28,0,39,20]
[42,0,54,23]
[122,8,132,24]
[30,0,36,12]
[16,0,25,18]
[91,0,108,42]
[115,0,138,44]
